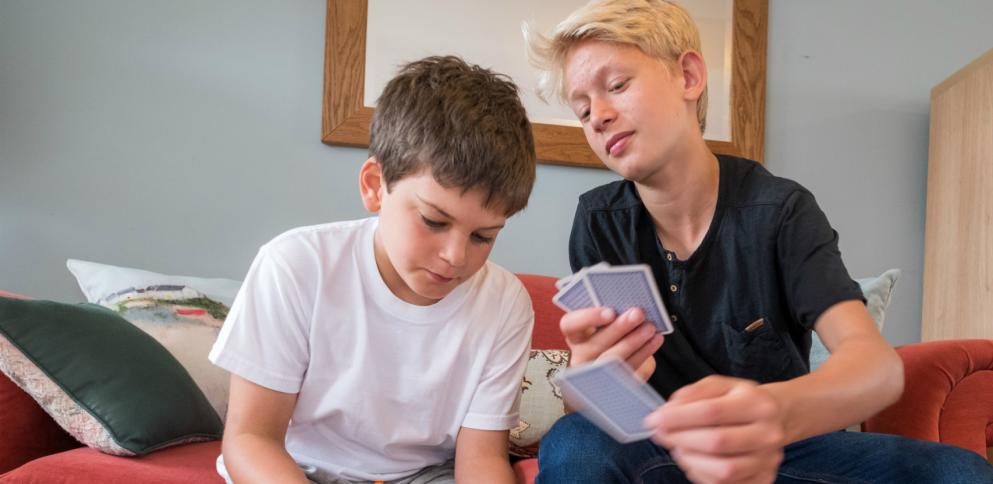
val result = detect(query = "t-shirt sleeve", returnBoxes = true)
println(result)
[776,190,865,330]
[461,285,534,431]
[208,245,311,394]
[568,199,601,273]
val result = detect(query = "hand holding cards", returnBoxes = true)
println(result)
[553,263,674,334]
[555,358,665,443]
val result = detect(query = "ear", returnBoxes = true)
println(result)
[677,50,707,104]
[358,157,385,213]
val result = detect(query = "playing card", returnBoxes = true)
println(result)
[555,357,665,443]
[584,265,673,334]
[555,262,609,289]
[552,275,595,312]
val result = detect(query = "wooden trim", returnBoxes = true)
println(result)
[322,0,768,166]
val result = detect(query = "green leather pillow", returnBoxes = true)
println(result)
[0,298,223,456]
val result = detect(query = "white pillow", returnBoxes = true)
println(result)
[67,259,242,421]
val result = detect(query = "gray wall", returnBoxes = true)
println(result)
[2,1,992,346]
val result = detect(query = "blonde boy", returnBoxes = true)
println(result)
[210,56,536,484]
[527,1,993,483]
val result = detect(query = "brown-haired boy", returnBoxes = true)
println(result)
[209,56,536,484]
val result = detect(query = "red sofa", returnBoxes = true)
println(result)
[2,279,991,483]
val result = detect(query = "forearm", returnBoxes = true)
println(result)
[222,433,309,484]
[763,336,903,443]
[455,455,516,484]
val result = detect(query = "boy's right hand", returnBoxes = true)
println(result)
[560,306,664,381]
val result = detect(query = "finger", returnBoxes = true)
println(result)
[670,447,780,484]
[651,389,771,432]
[560,307,615,344]
[598,321,657,363]
[625,332,663,374]
[657,421,784,456]
[668,375,741,404]
[585,307,647,350]
[633,356,656,382]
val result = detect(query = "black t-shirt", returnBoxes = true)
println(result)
[569,155,864,398]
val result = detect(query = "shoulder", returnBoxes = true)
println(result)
[256,218,375,282]
[474,262,530,302]
[719,156,812,209]
[465,262,533,320]
[576,179,642,213]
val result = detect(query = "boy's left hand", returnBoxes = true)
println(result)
[644,375,786,484]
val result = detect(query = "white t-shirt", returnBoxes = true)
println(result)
[208,217,533,481]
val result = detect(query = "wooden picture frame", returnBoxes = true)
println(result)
[322,0,768,167]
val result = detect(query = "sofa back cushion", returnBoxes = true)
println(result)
[516,274,566,350]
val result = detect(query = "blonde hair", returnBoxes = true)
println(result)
[524,0,708,133]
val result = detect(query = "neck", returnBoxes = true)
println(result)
[635,139,719,259]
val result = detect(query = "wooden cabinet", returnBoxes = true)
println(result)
[921,47,993,341]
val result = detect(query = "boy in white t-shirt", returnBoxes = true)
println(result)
[208,56,537,484]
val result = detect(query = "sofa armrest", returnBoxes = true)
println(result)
[1,293,82,473]
[0,372,81,473]
[863,339,993,458]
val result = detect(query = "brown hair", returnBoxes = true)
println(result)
[370,56,536,216]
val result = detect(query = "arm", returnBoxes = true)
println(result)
[454,427,515,484]
[645,300,902,483]
[221,374,309,484]
[766,299,903,440]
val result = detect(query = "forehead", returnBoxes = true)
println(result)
[394,170,508,224]
[562,40,652,97]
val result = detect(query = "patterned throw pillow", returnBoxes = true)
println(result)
[0,298,223,456]
[67,259,241,420]
[510,349,570,458]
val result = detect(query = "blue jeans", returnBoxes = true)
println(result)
[536,413,993,483]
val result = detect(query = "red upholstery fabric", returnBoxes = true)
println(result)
[516,274,566,350]
[0,291,83,473]
[864,339,993,458]
[513,458,539,483]
[0,441,224,484]
[0,373,82,474]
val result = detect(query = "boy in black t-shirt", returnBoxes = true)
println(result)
[526,1,993,482]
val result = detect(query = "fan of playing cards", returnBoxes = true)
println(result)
[553,263,674,335]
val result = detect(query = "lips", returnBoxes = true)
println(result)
[605,131,634,156]
[427,270,455,283]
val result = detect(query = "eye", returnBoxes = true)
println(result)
[608,79,628,92]
[577,107,590,122]
[421,216,446,230]
[471,233,495,245]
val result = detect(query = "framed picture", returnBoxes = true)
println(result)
[322,0,768,168]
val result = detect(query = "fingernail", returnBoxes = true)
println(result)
[601,308,615,320]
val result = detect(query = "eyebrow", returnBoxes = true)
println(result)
[417,196,505,231]
[567,63,610,104]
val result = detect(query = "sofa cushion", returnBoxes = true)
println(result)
[0,440,224,484]
[67,258,241,421]
[510,349,569,458]
[516,274,566,349]
[0,298,223,456]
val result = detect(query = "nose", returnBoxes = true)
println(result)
[439,233,467,269]
[590,97,616,133]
